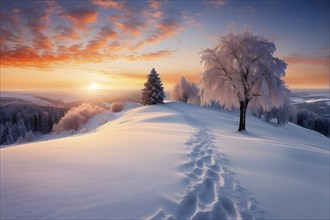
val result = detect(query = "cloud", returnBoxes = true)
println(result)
[148,0,161,10]
[284,56,329,66]
[1,46,50,68]
[132,16,184,50]
[183,13,202,29]
[124,49,175,61]
[99,26,118,39]
[115,18,146,35]
[0,1,183,68]
[152,11,163,18]
[33,33,52,50]
[54,25,80,40]
[91,0,123,9]
[61,7,98,28]
[23,7,50,33]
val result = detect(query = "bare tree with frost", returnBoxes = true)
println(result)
[200,31,289,131]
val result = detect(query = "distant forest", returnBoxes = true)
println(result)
[0,93,329,146]
[0,99,68,145]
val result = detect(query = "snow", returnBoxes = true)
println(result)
[1,102,329,219]
[305,98,330,103]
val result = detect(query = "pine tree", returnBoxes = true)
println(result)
[141,68,165,105]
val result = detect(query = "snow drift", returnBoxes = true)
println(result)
[1,102,329,219]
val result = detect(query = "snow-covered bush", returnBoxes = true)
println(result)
[171,76,200,104]
[200,31,289,131]
[141,68,165,105]
[293,110,330,137]
[53,103,105,132]
[256,96,294,125]
[111,102,124,112]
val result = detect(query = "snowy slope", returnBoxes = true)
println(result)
[1,102,329,220]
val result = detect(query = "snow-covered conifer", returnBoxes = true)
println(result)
[141,68,165,105]
[200,31,289,131]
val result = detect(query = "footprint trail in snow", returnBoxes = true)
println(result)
[149,129,264,220]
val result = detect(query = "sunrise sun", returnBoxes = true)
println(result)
[88,82,98,90]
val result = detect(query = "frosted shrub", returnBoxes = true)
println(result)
[111,102,124,112]
[171,76,200,104]
[53,103,104,132]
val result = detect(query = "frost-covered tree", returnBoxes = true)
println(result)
[200,31,289,131]
[264,96,293,125]
[0,122,14,145]
[41,111,50,133]
[24,130,35,142]
[0,102,67,145]
[141,68,165,105]
[171,76,200,103]
[52,103,104,132]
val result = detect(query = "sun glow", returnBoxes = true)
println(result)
[88,82,98,90]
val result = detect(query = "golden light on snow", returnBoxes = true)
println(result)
[88,82,98,90]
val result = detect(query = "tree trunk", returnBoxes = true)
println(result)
[238,100,249,131]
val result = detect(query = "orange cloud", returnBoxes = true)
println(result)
[115,19,146,35]
[91,0,123,9]
[284,56,329,66]
[148,0,161,10]
[152,11,163,18]
[0,46,53,68]
[0,9,22,47]
[123,50,175,61]
[99,26,118,39]
[61,7,98,28]
[0,1,184,68]
[33,33,52,50]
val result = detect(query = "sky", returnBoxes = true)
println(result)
[0,0,329,92]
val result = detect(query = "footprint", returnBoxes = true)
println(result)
[206,168,220,182]
[192,211,210,220]
[210,198,227,220]
[206,149,213,154]
[178,162,194,172]
[196,159,204,168]
[193,167,203,176]
[187,172,199,181]
[193,147,200,153]
[189,151,199,158]
[210,164,220,172]
[196,178,215,205]
[176,192,197,219]
[220,196,237,218]
[203,155,212,164]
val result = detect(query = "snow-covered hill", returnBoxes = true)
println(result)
[1,102,329,219]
